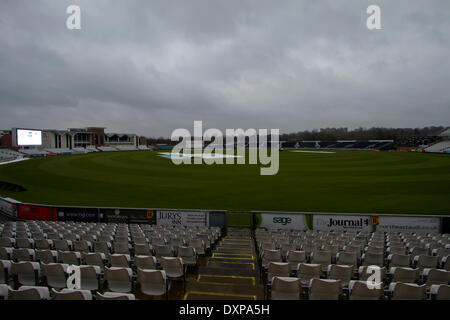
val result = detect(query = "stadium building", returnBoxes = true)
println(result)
[424,128,450,153]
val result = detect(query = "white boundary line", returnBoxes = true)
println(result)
[0,158,30,166]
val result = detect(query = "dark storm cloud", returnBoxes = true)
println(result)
[0,0,449,137]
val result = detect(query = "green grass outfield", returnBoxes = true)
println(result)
[0,150,449,215]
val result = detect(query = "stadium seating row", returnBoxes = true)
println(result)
[281,141,394,150]
[268,276,450,300]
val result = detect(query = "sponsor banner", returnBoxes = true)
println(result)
[377,216,441,234]
[156,210,207,227]
[18,204,56,221]
[56,207,103,222]
[255,212,307,230]
[313,214,372,232]
[101,208,156,224]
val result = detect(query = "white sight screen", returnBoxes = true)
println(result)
[17,129,42,146]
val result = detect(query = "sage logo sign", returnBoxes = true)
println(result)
[256,213,306,230]
[313,215,372,231]
[156,210,208,227]
[377,216,441,234]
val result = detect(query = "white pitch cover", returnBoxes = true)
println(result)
[156,210,207,227]
[313,214,372,232]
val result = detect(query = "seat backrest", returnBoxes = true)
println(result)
[108,254,130,267]
[82,252,104,267]
[430,284,450,300]
[271,276,301,300]
[105,267,132,282]
[390,267,420,283]
[388,246,406,255]
[297,263,321,279]
[389,254,411,267]
[177,246,195,257]
[263,250,282,261]
[410,247,429,256]
[287,250,306,262]
[311,251,331,263]
[349,280,383,300]
[137,268,166,284]
[113,242,130,254]
[336,252,357,266]
[134,255,157,269]
[96,292,136,300]
[268,262,290,278]
[134,244,151,255]
[390,282,427,300]
[94,241,110,253]
[423,268,450,286]
[51,288,93,300]
[13,248,34,262]
[309,279,342,300]
[415,255,438,269]
[161,257,183,270]
[363,252,384,266]
[0,260,11,284]
[328,264,353,281]
[8,286,50,300]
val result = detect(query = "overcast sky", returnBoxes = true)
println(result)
[0,0,449,137]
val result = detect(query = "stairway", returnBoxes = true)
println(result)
[183,228,264,300]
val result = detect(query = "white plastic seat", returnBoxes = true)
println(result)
[270,276,301,300]
[422,268,450,287]
[286,251,306,272]
[104,267,133,293]
[0,284,9,300]
[12,248,35,262]
[389,282,427,300]
[309,278,342,300]
[177,246,197,267]
[327,264,353,287]
[349,280,383,300]
[0,260,12,284]
[261,250,282,269]
[41,263,69,289]
[8,285,50,300]
[388,254,411,268]
[96,291,136,300]
[35,250,58,264]
[430,284,450,300]
[11,261,40,286]
[51,288,93,300]
[267,262,291,284]
[390,267,420,283]
[413,255,438,270]
[108,254,130,268]
[59,251,81,265]
[137,268,168,298]
[310,251,332,272]
[361,252,384,267]
[79,265,101,291]
[296,263,321,286]
[134,255,157,270]
[82,252,106,269]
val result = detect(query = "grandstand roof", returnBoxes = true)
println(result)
[106,133,137,137]
[438,128,450,137]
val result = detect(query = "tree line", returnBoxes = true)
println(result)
[144,126,447,145]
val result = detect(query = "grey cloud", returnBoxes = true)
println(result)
[0,0,449,137]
